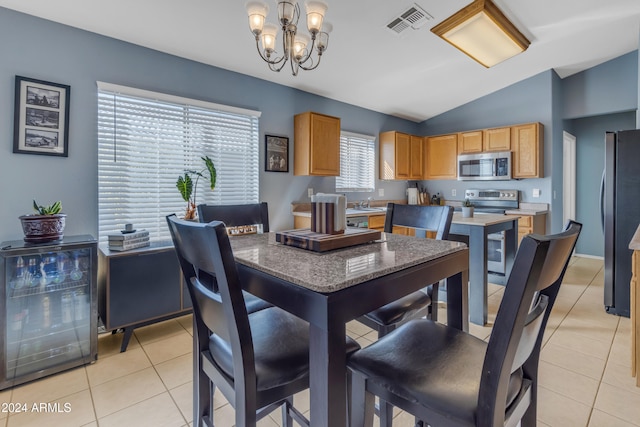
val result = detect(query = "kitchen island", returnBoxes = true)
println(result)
[449,213,520,325]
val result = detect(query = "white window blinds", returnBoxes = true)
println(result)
[97,82,260,243]
[336,131,375,192]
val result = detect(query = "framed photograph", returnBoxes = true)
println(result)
[13,76,70,157]
[265,134,289,172]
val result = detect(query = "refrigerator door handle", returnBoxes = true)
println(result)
[600,169,605,232]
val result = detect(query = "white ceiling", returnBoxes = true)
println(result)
[2,0,640,122]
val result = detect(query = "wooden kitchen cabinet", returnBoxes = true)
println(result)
[379,131,422,180]
[483,126,511,151]
[368,214,386,231]
[294,111,341,176]
[424,133,458,180]
[517,213,547,246]
[458,130,483,154]
[512,122,544,178]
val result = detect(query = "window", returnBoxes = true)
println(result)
[97,82,260,243]
[336,131,375,192]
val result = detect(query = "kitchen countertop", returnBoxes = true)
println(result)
[630,224,640,250]
[505,202,549,216]
[452,213,521,226]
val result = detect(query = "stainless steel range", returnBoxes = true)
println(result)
[464,189,519,274]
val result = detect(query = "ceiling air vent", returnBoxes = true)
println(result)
[386,4,433,35]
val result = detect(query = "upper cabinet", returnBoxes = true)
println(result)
[379,131,423,180]
[483,126,511,151]
[294,112,341,176]
[425,133,457,180]
[458,130,483,154]
[512,123,544,178]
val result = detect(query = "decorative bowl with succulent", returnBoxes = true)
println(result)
[19,200,67,243]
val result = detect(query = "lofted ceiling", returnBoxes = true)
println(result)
[1,0,639,122]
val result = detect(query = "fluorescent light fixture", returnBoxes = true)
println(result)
[431,0,530,68]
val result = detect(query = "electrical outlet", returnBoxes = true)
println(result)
[378,188,384,197]
[308,188,313,197]
[452,189,457,197]
[533,188,540,198]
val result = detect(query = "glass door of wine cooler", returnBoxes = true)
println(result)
[1,235,97,390]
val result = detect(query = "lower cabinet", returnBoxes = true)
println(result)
[517,214,547,246]
[98,242,191,351]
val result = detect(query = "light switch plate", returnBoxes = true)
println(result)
[378,188,384,197]
[308,188,313,197]
[452,189,457,197]
[533,188,540,198]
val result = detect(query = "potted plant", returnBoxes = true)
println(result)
[461,198,474,218]
[19,200,67,243]
[176,156,217,220]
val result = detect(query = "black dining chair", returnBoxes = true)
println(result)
[356,204,453,427]
[197,202,270,232]
[348,220,582,427]
[196,202,272,313]
[358,203,454,335]
[166,215,359,427]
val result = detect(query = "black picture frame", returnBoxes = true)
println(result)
[265,134,289,172]
[13,76,70,157]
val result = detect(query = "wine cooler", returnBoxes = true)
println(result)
[0,235,97,390]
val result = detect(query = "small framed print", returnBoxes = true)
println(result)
[13,76,70,157]
[265,134,289,172]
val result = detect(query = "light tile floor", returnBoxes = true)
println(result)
[1,257,639,426]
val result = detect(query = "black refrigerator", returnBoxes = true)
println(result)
[602,130,640,317]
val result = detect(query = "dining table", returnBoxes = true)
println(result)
[228,230,469,427]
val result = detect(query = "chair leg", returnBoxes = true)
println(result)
[379,399,393,427]
[429,283,438,322]
[349,369,375,427]
[282,397,294,427]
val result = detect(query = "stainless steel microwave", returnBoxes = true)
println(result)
[457,151,511,181]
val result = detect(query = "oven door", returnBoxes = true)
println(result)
[487,231,505,274]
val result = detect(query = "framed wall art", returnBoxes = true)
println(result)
[13,76,70,157]
[265,134,289,172]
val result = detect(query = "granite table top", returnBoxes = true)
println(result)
[229,231,467,293]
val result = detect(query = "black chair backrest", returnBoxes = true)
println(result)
[479,220,582,424]
[197,202,270,232]
[383,204,454,240]
[166,214,254,383]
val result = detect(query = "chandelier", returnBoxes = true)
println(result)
[245,1,331,76]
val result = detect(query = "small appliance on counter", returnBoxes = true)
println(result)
[407,188,418,205]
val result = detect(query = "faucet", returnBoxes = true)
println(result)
[366,197,373,208]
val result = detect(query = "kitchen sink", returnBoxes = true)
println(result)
[346,207,387,215]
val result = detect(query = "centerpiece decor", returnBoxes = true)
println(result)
[19,200,66,242]
[176,156,217,220]
[461,198,475,218]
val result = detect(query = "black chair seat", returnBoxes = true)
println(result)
[210,306,360,391]
[349,319,523,426]
[243,291,272,313]
[364,290,431,326]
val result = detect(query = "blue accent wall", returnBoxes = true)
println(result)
[0,7,417,241]
[567,112,635,256]
[563,51,638,120]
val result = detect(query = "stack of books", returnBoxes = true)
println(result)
[108,229,150,251]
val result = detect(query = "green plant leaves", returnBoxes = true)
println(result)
[33,200,62,215]
[176,174,193,202]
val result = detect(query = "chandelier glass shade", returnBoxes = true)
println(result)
[246,1,331,76]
